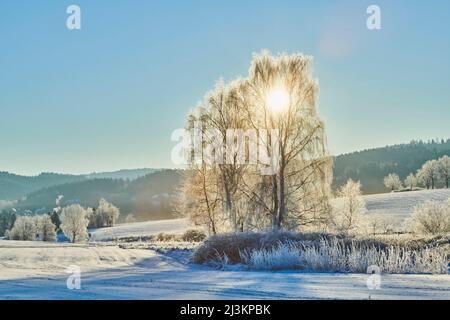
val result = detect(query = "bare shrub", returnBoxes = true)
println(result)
[192,231,370,264]
[156,232,178,242]
[405,199,450,235]
[181,229,206,242]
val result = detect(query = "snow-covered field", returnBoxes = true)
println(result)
[89,218,189,241]
[364,189,450,226]
[1,190,450,300]
[1,240,449,300]
[86,190,450,241]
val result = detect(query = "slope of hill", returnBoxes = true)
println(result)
[364,189,450,227]
[14,169,183,221]
[333,139,450,194]
[85,168,158,180]
[0,168,157,201]
[0,172,84,200]
[89,218,189,241]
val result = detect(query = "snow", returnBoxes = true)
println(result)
[89,218,189,241]
[363,189,450,226]
[1,240,449,300]
[2,192,450,300]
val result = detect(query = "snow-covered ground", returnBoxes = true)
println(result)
[2,191,450,300]
[0,240,449,300]
[87,190,450,241]
[363,189,450,226]
[89,218,189,241]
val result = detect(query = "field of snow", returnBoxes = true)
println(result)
[0,240,449,300]
[85,190,450,241]
[363,189,450,226]
[89,190,450,241]
[89,218,189,241]
[1,190,450,300]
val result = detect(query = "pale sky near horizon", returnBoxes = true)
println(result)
[1,1,449,176]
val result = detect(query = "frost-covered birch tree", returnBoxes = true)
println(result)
[7,216,36,241]
[245,51,332,230]
[438,155,450,188]
[333,179,366,234]
[404,173,418,190]
[60,204,90,243]
[384,173,402,192]
[96,198,120,227]
[178,51,332,233]
[417,160,439,189]
[36,214,57,241]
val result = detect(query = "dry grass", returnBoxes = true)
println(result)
[193,231,450,274]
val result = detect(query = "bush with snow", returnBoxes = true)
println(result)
[405,199,450,235]
[194,231,449,274]
[193,231,351,264]
[6,216,36,241]
[240,238,447,274]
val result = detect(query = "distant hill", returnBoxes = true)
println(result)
[0,172,84,200]
[85,168,158,180]
[0,168,157,201]
[333,139,450,194]
[2,139,449,218]
[14,169,183,221]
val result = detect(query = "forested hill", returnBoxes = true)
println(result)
[14,169,183,221]
[0,172,84,200]
[0,169,157,200]
[333,139,450,194]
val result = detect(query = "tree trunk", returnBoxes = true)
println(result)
[224,182,236,232]
[201,170,216,235]
[271,175,279,230]
[277,166,286,229]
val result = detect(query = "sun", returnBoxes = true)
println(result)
[266,89,289,113]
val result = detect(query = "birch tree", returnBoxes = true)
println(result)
[36,214,57,241]
[333,179,366,234]
[60,204,90,243]
[384,173,402,191]
[438,155,450,188]
[404,173,418,190]
[245,51,332,230]
[417,160,439,189]
[7,216,36,241]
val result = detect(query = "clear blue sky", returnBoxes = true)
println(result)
[1,0,449,175]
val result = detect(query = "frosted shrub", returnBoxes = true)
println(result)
[405,199,450,235]
[7,216,36,241]
[241,238,448,274]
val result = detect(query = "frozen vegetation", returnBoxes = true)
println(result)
[1,240,449,300]
[1,190,449,300]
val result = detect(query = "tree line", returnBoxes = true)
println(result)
[2,198,120,242]
[383,155,450,191]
